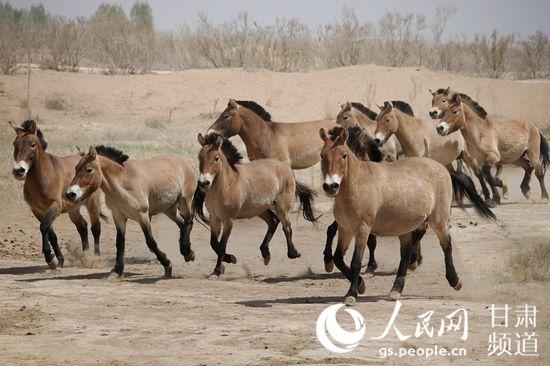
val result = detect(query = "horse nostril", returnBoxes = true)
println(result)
[322,183,330,191]
[18,167,25,174]
[437,126,444,132]
[67,192,77,200]
[332,183,340,190]
[374,138,381,145]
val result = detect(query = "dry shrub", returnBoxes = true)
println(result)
[44,94,65,110]
[505,240,550,282]
[144,117,168,129]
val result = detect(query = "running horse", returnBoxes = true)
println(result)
[9,120,105,269]
[319,127,496,306]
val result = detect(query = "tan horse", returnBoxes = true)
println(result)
[66,146,198,278]
[431,87,549,202]
[194,132,317,277]
[336,101,401,161]
[206,99,334,169]
[9,120,104,269]
[374,100,466,172]
[319,127,495,306]
[436,93,549,201]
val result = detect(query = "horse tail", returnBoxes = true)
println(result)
[192,185,209,226]
[450,172,496,220]
[295,181,318,224]
[539,132,550,171]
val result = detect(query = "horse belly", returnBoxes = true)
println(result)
[371,198,433,237]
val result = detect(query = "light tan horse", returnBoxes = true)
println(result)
[9,120,105,269]
[336,101,401,161]
[374,100,466,172]
[206,99,335,169]
[431,87,549,202]
[319,127,496,306]
[66,146,198,278]
[194,132,317,278]
[436,93,549,201]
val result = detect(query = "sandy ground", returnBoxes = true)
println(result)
[0,65,549,365]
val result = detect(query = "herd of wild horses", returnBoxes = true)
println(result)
[9,87,549,306]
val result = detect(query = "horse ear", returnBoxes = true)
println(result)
[429,89,436,96]
[319,128,329,142]
[75,146,84,156]
[228,99,238,109]
[8,121,22,134]
[375,103,384,111]
[343,102,351,111]
[453,94,462,106]
[88,146,97,159]
[197,133,205,146]
[444,87,450,96]
[214,135,223,148]
[334,128,349,146]
[383,101,392,111]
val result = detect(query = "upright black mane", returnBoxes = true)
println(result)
[95,145,129,165]
[236,100,272,121]
[20,120,47,150]
[329,126,384,162]
[203,133,243,167]
[350,102,378,120]
[390,100,415,117]
[455,93,488,119]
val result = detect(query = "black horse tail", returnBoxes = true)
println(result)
[295,181,318,224]
[539,132,549,171]
[450,173,496,220]
[192,185,209,226]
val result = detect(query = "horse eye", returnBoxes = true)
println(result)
[31,142,36,149]
[223,114,230,119]
[214,156,220,161]
[442,99,447,103]
[386,118,390,122]
[87,167,94,173]
[452,110,458,114]
[343,116,349,120]
[342,154,348,159]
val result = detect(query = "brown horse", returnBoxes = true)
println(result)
[206,99,335,169]
[430,88,550,203]
[435,93,549,202]
[9,120,104,269]
[319,127,496,306]
[66,146,198,278]
[336,102,401,161]
[194,132,317,278]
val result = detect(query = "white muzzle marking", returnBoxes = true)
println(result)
[205,129,218,136]
[375,132,386,142]
[199,173,214,185]
[324,174,342,186]
[436,121,450,135]
[67,185,84,201]
[12,160,29,179]
[430,107,442,118]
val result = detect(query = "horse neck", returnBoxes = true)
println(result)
[354,111,377,135]
[459,106,485,145]
[393,111,426,156]
[238,111,272,160]
[97,156,125,197]
[211,157,238,195]
[340,152,368,193]
[26,147,54,184]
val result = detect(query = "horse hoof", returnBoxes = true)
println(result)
[388,290,401,301]
[324,260,334,273]
[163,265,173,279]
[57,258,65,268]
[358,277,366,295]
[485,199,497,208]
[107,271,122,280]
[263,255,270,266]
[184,250,195,262]
[209,274,219,280]
[453,279,463,291]
[47,259,57,270]
[94,250,101,256]
[408,261,418,271]
[288,251,301,259]
[229,255,237,264]
[344,296,356,307]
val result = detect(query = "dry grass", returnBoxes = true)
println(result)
[44,94,66,110]
[144,117,168,130]
[504,239,550,282]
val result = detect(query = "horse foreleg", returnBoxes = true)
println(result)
[343,224,369,306]
[323,221,338,272]
[409,222,428,270]
[139,215,172,278]
[85,197,102,256]
[37,203,61,270]
[68,209,89,253]
[211,220,235,278]
[47,227,64,268]
[482,165,501,206]
[258,210,279,265]
[431,222,462,291]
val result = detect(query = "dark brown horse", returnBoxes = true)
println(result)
[9,120,105,269]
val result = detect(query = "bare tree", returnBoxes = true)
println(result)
[472,30,515,78]
[45,16,87,71]
[378,11,426,67]
[521,30,548,79]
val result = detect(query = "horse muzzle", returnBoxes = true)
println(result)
[12,167,27,180]
[429,109,440,119]
[66,185,84,202]
[436,122,450,136]
[322,182,340,197]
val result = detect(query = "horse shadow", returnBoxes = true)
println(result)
[0,265,47,275]
[16,271,141,282]
[236,294,387,308]
[261,269,397,284]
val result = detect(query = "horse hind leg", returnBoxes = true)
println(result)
[513,156,534,199]
[429,221,462,291]
[165,204,195,262]
[408,222,428,270]
[365,234,377,276]
[69,209,90,253]
[258,210,279,265]
[139,214,173,279]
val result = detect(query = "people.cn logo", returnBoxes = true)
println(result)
[316,304,366,353]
